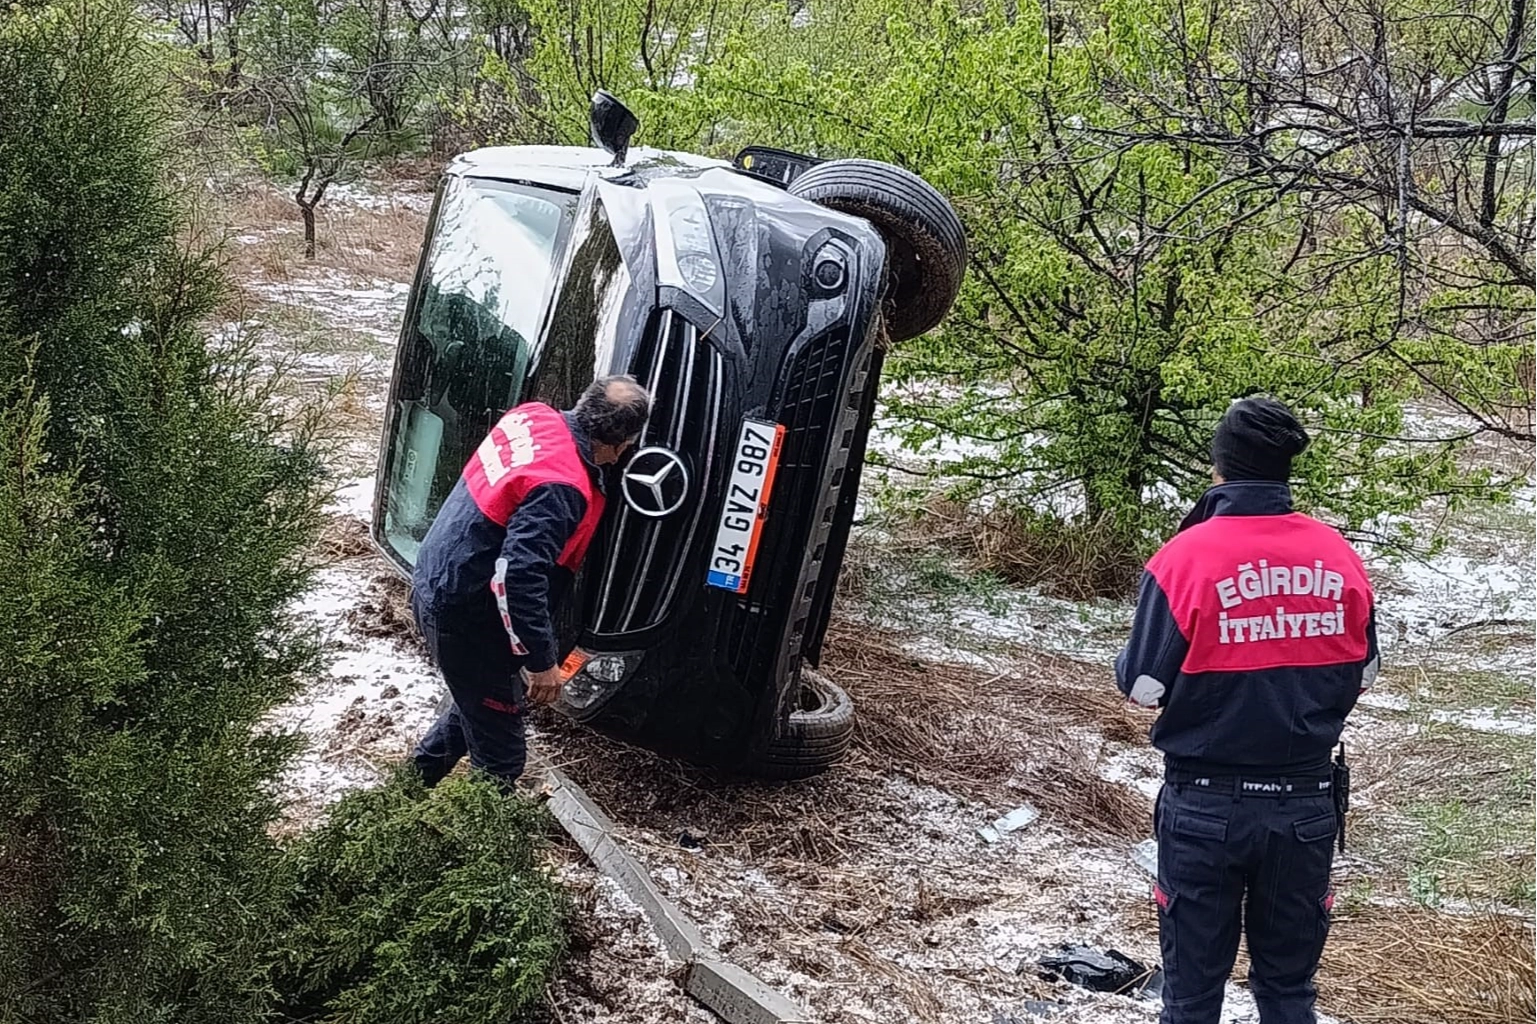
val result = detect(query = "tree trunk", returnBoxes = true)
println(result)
[226,27,241,88]
[1481,0,1528,229]
[301,204,316,259]
[199,0,214,66]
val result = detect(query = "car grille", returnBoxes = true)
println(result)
[727,326,872,682]
[590,312,724,636]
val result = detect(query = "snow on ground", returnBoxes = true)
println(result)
[558,742,1348,1024]
[860,398,1535,732]
[562,747,1167,1022]
[867,407,1091,519]
[1368,531,1534,673]
[324,177,435,214]
[1424,707,1534,736]
[331,475,376,519]
[249,276,410,349]
[549,865,719,1023]
[266,561,441,822]
[1099,748,1165,801]
[1357,691,1537,737]
[839,523,1132,668]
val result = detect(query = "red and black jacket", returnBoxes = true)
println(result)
[1115,482,1379,775]
[412,403,605,673]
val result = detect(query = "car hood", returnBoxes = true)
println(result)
[595,165,884,355]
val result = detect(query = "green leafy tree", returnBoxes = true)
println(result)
[1074,0,1535,443]
[0,8,571,1019]
[0,1,327,1018]
[0,381,150,1017]
[452,0,548,146]
[325,0,476,147]
[483,0,764,147]
[146,0,256,89]
[631,0,1527,582]
[240,0,395,256]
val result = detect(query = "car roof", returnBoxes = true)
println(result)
[447,145,729,191]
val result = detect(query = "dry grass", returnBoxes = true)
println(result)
[532,709,1082,1022]
[536,847,696,1023]
[1349,719,1535,910]
[320,201,430,281]
[342,571,424,653]
[526,609,1537,1024]
[532,614,1150,856]
[534,713,867,864]
[895,496,1143,600]
[819,616,1152,838]
[217,177,429,293]
[1316,907,1535,1024]
[842,937,945,1018]
[314,512,379,565]
[1118,839,1535,1024]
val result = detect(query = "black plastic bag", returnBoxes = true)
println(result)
[1037,946,1151,994]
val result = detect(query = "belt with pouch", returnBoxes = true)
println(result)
[1166,749,1350,852]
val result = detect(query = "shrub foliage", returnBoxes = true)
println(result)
[0,8,571,1022]
[274,774,571,1024]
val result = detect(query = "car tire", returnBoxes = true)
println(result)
[750,668,856,780]
[788,158,966,343]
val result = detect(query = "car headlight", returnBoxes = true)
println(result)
[676,250,719,294]
[557,649,644,712]
[652,181,725,315]
[584,655,633,684]
[559,674,605,710]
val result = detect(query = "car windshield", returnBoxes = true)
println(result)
[380,176,577,565]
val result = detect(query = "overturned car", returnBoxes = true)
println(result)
[372,93,965,778]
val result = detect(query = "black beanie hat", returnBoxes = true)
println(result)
[1211,397,1310,482]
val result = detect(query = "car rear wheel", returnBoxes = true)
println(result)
[788,158,966,343]
[750,668,855,780]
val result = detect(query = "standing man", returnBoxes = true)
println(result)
[1115,397,1378,1024]
[410,375,650,788]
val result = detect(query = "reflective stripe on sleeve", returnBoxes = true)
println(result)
[490,556,529,656]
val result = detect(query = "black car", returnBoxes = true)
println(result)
[372,93,965,778]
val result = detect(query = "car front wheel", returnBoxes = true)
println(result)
[749,668,856,780]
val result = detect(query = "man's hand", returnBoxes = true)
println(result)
[524,666,565,707]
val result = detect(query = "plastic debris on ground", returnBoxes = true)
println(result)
[978,802,1041,843]
[993,1000,1063,1020]
[1036,945,1158,996]
[1131,838,1159,879]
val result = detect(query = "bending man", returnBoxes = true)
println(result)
[410,376,650,787]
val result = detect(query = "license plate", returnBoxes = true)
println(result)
[706,419,786,594]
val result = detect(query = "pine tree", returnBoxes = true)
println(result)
[0,2,326,1019]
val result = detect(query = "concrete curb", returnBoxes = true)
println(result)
[536,761,813,1024]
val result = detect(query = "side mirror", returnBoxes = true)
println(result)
[590,90,640,166]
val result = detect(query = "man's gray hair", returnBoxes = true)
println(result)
[573,374,651,445]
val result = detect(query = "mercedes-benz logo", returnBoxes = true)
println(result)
[621,447,690,517]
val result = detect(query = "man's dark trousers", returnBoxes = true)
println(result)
[411,594,528,786]
[1154,775,1338,1024]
